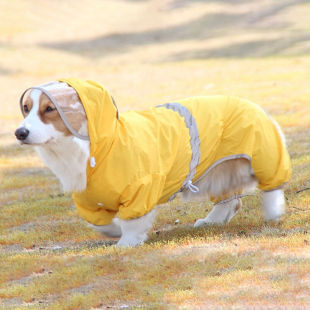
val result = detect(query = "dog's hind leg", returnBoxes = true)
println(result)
[194,198,242,227]
[262,189,285,221]
[187,158,257,228]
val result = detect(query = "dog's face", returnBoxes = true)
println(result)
[15,82,87,145]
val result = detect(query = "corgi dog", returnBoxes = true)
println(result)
[15,80,291,246]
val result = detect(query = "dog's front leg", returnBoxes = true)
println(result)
[89,218,122,238]
[117,209,157,246]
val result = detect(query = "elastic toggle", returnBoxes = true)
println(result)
[185,180,199,193]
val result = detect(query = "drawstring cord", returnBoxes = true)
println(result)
[184,180,200,193]
[183,180,256,206]
[214,194,256,206]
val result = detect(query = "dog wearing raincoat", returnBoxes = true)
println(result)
[15,78,291,246]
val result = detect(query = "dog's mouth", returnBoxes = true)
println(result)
[44,138,54,145]
[18,137,54,146]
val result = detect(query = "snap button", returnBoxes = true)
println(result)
[90,157,96,167]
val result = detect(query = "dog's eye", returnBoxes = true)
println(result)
[23,105,29,113]
[45,106,55,113]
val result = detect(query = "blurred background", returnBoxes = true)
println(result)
[1,0,310,126]
[1,0,310,182]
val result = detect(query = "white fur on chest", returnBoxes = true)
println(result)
[35,136,90,192]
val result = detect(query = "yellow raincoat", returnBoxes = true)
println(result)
[59,78,291,225]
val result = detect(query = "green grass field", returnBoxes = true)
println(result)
[0,0,310,309]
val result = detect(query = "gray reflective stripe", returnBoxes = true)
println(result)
[157,102,201,194]
[197,154,253,181]
[111,96,119,119]
[20,86,90,141]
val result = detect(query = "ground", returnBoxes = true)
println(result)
[0,0,309,309]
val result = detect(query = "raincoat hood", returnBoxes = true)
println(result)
[59,78,118,160]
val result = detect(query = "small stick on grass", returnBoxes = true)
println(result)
[296,187,310,194]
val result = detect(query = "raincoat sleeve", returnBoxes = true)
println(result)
[118,174,166,220]
[74,198,118,226]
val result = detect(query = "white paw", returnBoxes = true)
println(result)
[194,218,208,228]
[116,234,147,247]
[88,219,122,238]
[262,189,285,221]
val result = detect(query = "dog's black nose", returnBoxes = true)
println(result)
[15,127,30,140]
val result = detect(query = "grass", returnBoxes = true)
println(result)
[0,0,310,309]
